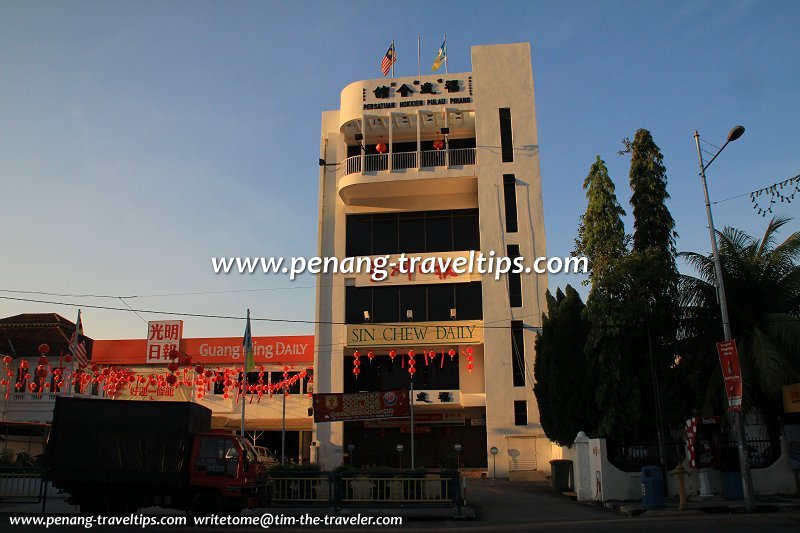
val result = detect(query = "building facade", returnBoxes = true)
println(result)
[314,43,551,476]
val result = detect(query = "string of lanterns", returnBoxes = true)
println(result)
[2,344,313,403]
[351,346,475,378]
[749,174,799,217]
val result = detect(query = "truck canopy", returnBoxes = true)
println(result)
[46,397,212,488]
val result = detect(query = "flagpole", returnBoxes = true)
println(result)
[391,40,395,79]
[240,309,250,438]
[417,35,421,77]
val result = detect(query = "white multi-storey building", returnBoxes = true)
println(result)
[314,43,550,477]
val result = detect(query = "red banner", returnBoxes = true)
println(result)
[313,390,409,423]
[716,340,743,412]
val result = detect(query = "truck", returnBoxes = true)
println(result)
[44,397,267,516]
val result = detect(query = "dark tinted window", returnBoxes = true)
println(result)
[514,400,527,425]
[346,282,481,323]
[399,213,425,253]
[511,321,525,387]
[499,108,514,162]
[503,174,518,233]
[507,245,522,308]
[426,213,452,252]
[455,282,483,320]
[453,211,480,251]
[372,215,398,255]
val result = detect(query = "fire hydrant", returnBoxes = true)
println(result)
[671,465,690,511]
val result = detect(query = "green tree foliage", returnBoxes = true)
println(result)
[534,286,595,445]
[575,156,627,283]
[625,129,676,255]
[679,216,800,444]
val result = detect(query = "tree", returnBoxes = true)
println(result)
[574,156,627,283]
[679,216,800,445]
[534,286,595,445]
[624,129,676,255]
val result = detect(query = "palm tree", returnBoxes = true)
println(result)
[679,216,800,445]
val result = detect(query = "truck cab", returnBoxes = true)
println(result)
[187,433,267,516]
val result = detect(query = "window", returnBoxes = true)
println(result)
[503,174,518,232]
[511,321,525,387]
[271,371,301,395]
[514,400,527,426]
[346,282,482,323]
[344,354,459,393]
[507,245,522,308]
[345,209,480,257]
[499,108,514,162]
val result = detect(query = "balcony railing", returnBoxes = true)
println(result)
[342,148,475,176]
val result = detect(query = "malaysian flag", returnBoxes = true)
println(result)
[381,42,396,76]
[69,309,89,368]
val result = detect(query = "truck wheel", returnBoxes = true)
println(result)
[80,489,112,516]
[189,491,225,517]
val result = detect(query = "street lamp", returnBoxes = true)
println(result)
[693,125,754,513]
[489,446,498,479]
[396,444,404,471]
[454,443,462,472]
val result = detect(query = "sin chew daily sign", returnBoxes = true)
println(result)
[347,321,482,348]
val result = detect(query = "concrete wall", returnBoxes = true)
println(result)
[569,435,798,502]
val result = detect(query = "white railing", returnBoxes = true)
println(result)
[392,151,417,170]
[341,148,476,176]
[449,147,476,166]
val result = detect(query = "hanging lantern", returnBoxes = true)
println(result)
[376,142,387,154]
[407,350,416,376]
[466,347,474,374]
[433,138,444,150]
[195,364,204,375]
[367,350,375,362]
[448,348,456,360]
[389,349,397,362]
[38,356,48,366]
[3,356,12,365]
[166,374,178,386]
[168,349,180,360]
[64,355,73,363]
[353,351,361,379]
[38,344,50,355]
[20,360,29,370]
[167,361,179,373]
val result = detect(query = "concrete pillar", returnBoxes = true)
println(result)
[574,431,592,501]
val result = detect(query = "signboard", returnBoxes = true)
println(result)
[146,321,183,364]
[716,340,743,412]
[313,389,409,423]
[191,335,313,364]
[347,321,482,348]
[354,251,482,287]
[115,382,192,402]
[364,411,466,427]
[362,76,473,111]
[783,383,800,414]
[92,335,314,365]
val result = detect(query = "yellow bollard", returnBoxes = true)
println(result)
[672,465,688,511]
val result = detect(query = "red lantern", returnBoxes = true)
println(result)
[389,350,396,362]
[408,366,417,375]
[167,361,179,373]
[166,374,178,385]
[64,355,72,363]
[367,350,374,362]
[37,356,48,366]
[168,349,180,360]
[19,360,29,370]
[195,365,204,375]
[353,367,361,376]
[38,344,50,355]
[2,356,11,365]
[448,349,456,360]
[376,142,387,154]
[433,139,444,150]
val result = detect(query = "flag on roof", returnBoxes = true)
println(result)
[243,309,254,373]
[69,309,88,367]
[432,37,447,72]
[381,42,396,76]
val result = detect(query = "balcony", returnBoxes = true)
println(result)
[342,147,476,176]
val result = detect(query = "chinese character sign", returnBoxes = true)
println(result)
[716,340,742,412]
[146,320,184,364]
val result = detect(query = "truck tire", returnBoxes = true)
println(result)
[79,488,112,516]
[189,490,225,518]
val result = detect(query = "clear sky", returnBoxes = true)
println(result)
[1,0,798,341]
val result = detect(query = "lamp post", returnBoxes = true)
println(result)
[396,444,404,471]
[454,443,462,472]
[489,446,498,479]
[693,125,754,513]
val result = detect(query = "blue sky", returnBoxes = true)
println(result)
[1,0,798,340]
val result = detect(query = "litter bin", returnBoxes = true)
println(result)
[641,466,665,510]
[549,459,573,492]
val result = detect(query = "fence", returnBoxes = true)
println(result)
[606,442,686,472]
[720,438,780,468]
[266,471,462,509]
[0,467,48,513]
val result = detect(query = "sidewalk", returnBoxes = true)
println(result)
[595,494,800,516]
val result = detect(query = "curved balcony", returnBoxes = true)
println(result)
[342,148,476,176]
